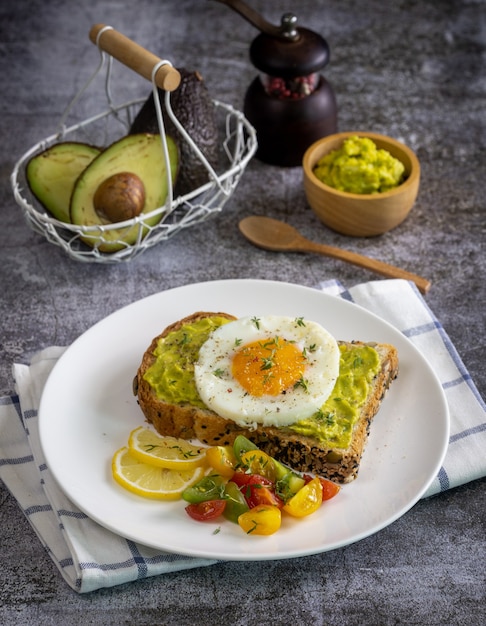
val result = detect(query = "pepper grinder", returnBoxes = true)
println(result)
[214,0,337,166]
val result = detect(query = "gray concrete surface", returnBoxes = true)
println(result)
[1,0,485,624]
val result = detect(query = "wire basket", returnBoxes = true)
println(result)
[11,25,257,263]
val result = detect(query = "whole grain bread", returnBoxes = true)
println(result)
[134,311,399,483]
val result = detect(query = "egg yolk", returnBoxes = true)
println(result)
[231,337,306,397]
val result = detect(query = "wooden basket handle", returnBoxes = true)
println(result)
[89,24,181,91]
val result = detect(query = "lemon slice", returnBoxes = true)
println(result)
[112,447,206,500]
[128,426,207,470]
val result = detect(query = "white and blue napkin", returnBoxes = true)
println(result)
[0,279,485,593]
[319,279,486,495]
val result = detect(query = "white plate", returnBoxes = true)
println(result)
[39,279,449,560]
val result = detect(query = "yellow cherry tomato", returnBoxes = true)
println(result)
[239,449,277,482]
[238,505,282,535]
[205,445,237,478]
[283,477,323,518]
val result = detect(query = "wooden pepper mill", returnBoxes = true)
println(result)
[214,0,338,166]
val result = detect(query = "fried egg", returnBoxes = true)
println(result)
[194,315,340,428]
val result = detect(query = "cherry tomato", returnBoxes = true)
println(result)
[248,484,284,509]
[231,471,284,509]
[304,474,341,501]
[231,471,271,488]
[233,435,259,462]
[275,471,306,503]
[239,449,277,482]
[185,499,226,521]
[205,445,237,478]
[181,474,226,504]
[318,478,341,501]
[223,480,250,523]
[238,504,282,535]
[283,476,323,518]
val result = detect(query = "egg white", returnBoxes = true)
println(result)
[194,315,340,428]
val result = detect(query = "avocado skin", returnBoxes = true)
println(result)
[130,68,220,196]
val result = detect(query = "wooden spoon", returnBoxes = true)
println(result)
[239,216,431,294]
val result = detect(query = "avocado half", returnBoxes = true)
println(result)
[26,142,101,222]
[70,133,179,252]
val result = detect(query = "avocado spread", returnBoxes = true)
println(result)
[289,343,380,448]
[143,316,232,409]
[313,136,405,194]
[144,318,381,450]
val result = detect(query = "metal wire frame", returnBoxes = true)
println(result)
[11,46,257,263]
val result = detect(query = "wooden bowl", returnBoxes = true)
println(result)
[302,131,420,237]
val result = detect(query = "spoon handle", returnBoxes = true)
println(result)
[298,240,431,294]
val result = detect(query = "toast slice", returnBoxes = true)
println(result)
[134,312,399,483]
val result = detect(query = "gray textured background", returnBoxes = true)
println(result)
[1,0,484,624]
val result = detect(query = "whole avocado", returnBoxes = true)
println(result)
[130,68,220,196]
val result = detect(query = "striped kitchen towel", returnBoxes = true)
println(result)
[0,354,217,593]
[0,279,484,593]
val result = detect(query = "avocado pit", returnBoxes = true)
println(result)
[93,171,146,222]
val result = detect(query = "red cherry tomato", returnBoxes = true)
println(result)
[319,478,341,501]
[231,470,269,489]
[231,472,284,509]
[185,499,226,521]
